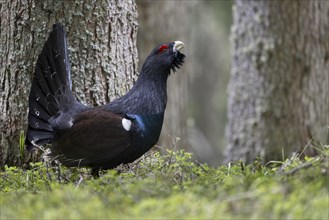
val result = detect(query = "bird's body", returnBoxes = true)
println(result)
[26,23,185,170]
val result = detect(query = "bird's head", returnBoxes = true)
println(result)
[142,41,185,75]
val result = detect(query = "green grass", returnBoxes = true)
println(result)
[1,147,328,219]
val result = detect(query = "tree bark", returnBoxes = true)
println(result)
[136,0,192,149]
[0,0,138,166]
[226,0,329,162]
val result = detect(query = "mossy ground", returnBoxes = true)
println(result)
[1,146,328,219]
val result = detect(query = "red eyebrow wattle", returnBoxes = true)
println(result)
[158,44,169,53]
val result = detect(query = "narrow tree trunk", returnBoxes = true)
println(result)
[226,0,329,162]
[137,0,192,149]
[0,0,138,166]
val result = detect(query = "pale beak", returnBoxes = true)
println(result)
[173,41,185,52]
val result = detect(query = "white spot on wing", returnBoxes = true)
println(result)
[68,119,73,127]
[122,118,132,131]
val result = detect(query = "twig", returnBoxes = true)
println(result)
[284,162,313,175]
[194,160,209,173]
[298,137,314,159]
[76,175,84,188]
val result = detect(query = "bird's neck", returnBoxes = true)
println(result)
[128,70,169,114]
[137,63,170,86]
[108,67,170,115]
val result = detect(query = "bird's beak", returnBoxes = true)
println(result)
[173,41,185,52]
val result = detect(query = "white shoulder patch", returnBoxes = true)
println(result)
[68,119,73,127]
[122,118,132,131]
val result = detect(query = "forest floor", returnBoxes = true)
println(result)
[1,145,328,219]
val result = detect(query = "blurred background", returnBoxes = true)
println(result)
[137,1,233,166]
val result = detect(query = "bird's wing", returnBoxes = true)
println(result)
[52,108,138,168]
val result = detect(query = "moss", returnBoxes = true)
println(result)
[1,147,328,219]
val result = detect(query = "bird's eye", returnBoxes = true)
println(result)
[158,44,169,53]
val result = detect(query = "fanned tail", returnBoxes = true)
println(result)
[26,23,75,150]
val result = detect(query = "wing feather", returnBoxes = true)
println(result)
[52,109,134,168]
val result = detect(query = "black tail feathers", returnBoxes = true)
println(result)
[26,23,74,150]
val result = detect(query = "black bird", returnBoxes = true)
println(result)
[26,23,185,171]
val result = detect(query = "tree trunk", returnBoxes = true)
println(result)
[136,0,192,149]
[226,0,329,162]
[0,0,138,166]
